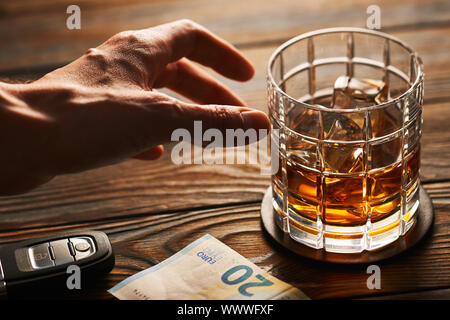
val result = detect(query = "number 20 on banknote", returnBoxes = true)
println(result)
[221,265,274,297]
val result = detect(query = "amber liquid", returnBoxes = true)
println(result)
[273,87,420,227]
[274,146,420,227]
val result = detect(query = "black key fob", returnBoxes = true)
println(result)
[0,230,114,298]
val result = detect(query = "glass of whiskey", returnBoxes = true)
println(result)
[267,28,424,253]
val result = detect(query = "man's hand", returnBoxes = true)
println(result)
[0,19,269,195]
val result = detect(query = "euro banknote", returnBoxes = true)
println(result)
[108,234,308,300]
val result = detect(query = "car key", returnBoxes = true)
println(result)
[0,230,114,298]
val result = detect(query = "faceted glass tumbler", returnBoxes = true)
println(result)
[268,28,424,253]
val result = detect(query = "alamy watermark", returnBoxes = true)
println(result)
[66,5,81,30]
[66,265,81,290]
[366,5,381,30]
[170,121,279,176]
[366,265,381,290]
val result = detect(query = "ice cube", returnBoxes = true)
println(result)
[287,110,319,167]
[324,144,364,173]
[290,108,318,137]
[287,141,318,169]
[370,103,403,138]
[324,113,364,141]
[332,76,389,109]
[323,114,364,173]
[320,75,387,173]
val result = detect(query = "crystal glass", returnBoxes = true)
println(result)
[268,28,424,253]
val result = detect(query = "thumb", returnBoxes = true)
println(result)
[48,92,270,174]
[132,100,270,160]
[157,99,271,145]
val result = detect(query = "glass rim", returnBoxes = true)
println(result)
[267,27,424,114]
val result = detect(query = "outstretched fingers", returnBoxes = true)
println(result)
[138,19,254,81]
[153,58,246,106]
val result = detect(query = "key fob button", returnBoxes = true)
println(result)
[28,243,54,269]
[49,239,74,266]
[75,242,90,252]
[70,237,96,261]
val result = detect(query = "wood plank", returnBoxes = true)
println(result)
[0,151,268,230]
[0,100,448,229]
[1,181,448,299]
[3,26,450,106]
[360,288,450,299]
[421,102,450,182]
[1,0,449,71]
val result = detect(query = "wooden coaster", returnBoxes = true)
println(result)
[261,186,434,264]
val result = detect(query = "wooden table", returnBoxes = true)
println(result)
[0,0,449,299]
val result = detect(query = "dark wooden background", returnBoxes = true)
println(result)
[0,0,449,299]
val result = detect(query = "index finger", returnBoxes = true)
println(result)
[139,19,255,81]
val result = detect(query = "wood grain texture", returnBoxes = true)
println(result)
[0,0,449,300]
[0,181,448,299]
[3,26,450,108]
[360,288,450,299]
[0,149,268,231]
[0,99,448,230]
[1,0,449,72]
